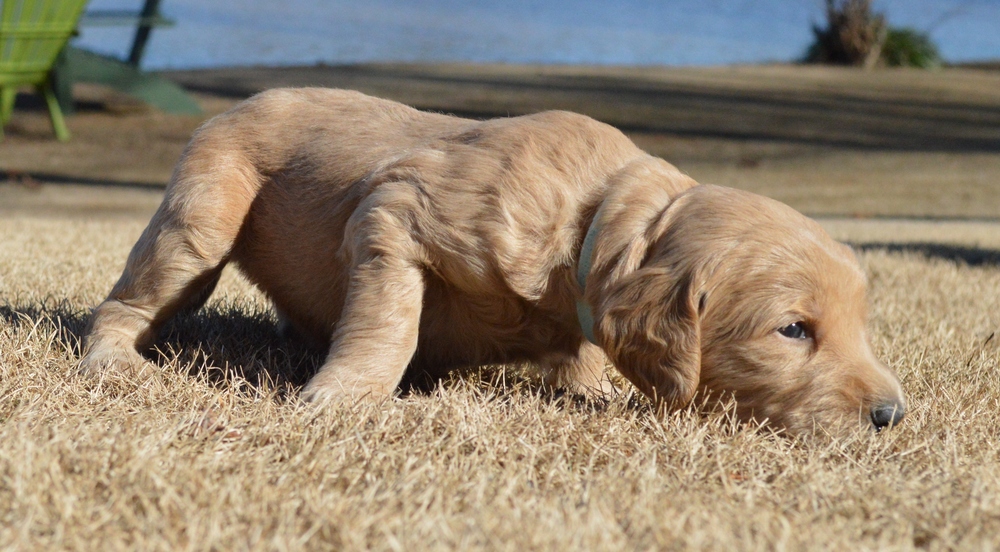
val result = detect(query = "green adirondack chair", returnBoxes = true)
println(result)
[1,0,89,141]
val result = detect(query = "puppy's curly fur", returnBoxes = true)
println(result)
[81,89,904,435]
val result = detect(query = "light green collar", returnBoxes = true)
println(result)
[576,213,602,344]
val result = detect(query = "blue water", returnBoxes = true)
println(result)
[72,0,1000,70]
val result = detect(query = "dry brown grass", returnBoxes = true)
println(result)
[3,210,1000,550]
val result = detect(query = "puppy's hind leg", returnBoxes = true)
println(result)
[178,269,223,316]
[80,151,257,376]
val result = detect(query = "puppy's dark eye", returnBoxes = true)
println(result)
[778,322,809,339]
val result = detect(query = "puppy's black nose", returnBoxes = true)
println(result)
[870,401,905,430]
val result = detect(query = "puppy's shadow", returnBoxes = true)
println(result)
[163,307,639,414]
[156,303,324,392]
[0,298,90,354]
[0,298,321,396]
[0,298,627,412]
[401,363,651,416]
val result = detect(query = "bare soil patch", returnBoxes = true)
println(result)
[2,63,999,218]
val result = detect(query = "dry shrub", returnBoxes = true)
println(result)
[3,214,1000,550]
[806,0,887,67]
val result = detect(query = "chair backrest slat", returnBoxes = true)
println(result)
[0,0,90,83]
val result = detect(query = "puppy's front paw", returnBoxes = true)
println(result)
[299,379,349,406]
[300,373,393,407]
[569,376,619,400]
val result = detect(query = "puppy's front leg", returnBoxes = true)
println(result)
[301,256,424,404]
[542,342,616,398]
[301,187,427,405]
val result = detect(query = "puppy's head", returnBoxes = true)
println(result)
[590,183,904,436]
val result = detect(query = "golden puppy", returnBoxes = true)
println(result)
[80,88,905,435]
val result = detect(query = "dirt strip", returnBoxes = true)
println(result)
[2,63,998,219]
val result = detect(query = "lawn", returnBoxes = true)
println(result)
[2,206,1000,550]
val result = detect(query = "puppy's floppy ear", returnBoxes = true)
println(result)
[582,156,703,410]
[597,265,701,411]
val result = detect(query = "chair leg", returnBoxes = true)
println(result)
[0,87,16,140]
[40,82,70,141]
[0,86,15,123]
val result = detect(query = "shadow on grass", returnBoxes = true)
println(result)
[155,306,324,391]
[0,298,90,356]
[0,299,317,397]
[1,169,166,191]
[853,242,1000,267]
[0,298,617,411]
